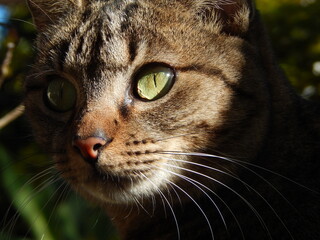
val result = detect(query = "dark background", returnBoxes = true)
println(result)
[0,0,319,239]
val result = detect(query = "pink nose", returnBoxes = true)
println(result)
[73,137,107,162]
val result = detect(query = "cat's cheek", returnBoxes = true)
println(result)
[55,153,89,184]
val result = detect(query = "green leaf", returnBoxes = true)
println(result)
[0,145,55,240]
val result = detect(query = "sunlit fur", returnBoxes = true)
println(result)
[24,0,320,239]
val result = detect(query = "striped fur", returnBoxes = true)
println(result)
[24,0,320,239]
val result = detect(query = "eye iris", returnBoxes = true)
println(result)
[136,66,174,101]
[46,78,76,112]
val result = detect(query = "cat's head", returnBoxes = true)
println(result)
[24,0,270,204]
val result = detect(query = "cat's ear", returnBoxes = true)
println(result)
[194,0,255,36]
[27,0,87,31]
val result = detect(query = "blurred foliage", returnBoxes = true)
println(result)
[0,0,319,240]
[256,0,320,99]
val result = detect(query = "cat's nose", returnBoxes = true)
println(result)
[73,137,108,163]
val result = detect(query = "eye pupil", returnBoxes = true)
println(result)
[135,64,175,101]
[45,77,77,112]
[153,74,157,87]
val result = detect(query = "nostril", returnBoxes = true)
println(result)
[93,143,103,151]
[73,136,109,163]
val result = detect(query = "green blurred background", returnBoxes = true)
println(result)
[0,0,319,239]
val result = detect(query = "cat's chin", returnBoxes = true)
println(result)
[68,164,175,205]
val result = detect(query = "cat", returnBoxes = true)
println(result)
[24,0,320,239]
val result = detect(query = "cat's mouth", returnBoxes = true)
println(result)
[94,163,154,185]
[67,155,174,203]
[61,136,185,203]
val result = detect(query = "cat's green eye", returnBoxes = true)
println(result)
[44,77,77,112]
[135,64,175,101]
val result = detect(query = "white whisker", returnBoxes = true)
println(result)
[3,166,55,227]
[154,164,245,240]
[164,178,215,240]
[157,152,300,238]
[140,172,181,240]
[4,174,61,240]
[123,202,134,219]
[158,158,273,239]
[9,18,36,27]
[45,181,71,224]
[132,195,151,216]
[160,151,318,194]
[155,165,228,231]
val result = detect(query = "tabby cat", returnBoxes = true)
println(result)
[24,0,320,239]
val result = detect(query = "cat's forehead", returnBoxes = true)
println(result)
[38,0,220,71]
[32,0,240,104]
[74,0,188,25]
[39,1,202,84]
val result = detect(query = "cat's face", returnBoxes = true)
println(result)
[25,0,269,204]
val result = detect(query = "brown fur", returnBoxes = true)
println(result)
[24,0,320,239]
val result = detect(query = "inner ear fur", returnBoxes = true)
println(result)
[27,0,86,31]
[193,0,255,36]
